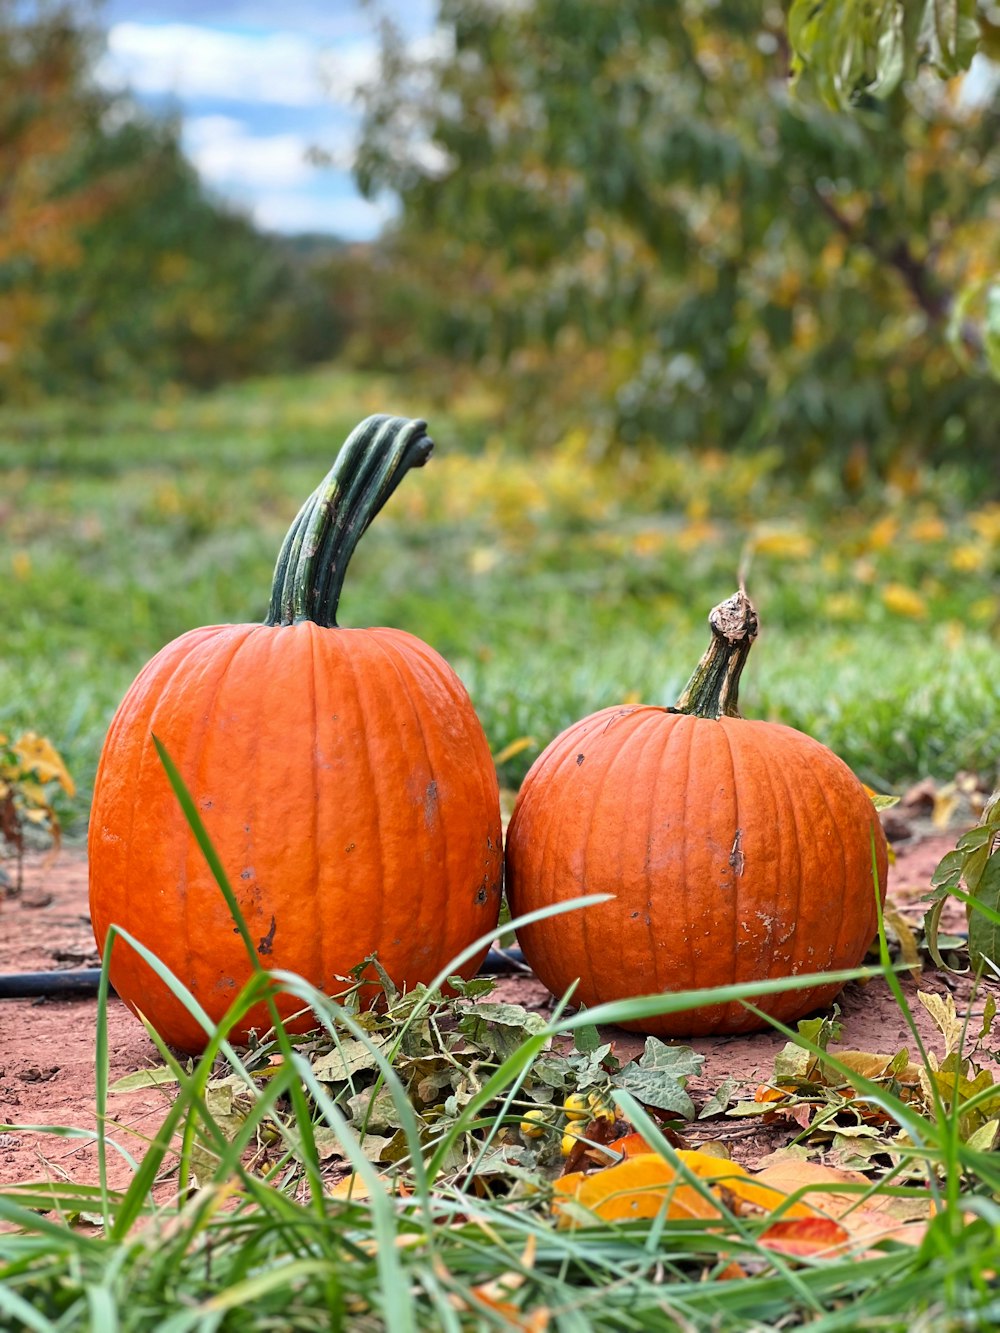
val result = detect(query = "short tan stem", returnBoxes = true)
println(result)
[673,589,759,720]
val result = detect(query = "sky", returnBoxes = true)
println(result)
[97,0,438,240]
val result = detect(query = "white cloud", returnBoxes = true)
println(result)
[183,116,315,188]
[99,22,377,108]
[93,17,448,237]
[253,191,397,239]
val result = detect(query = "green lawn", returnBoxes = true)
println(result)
[4,363,1000,1328]
[3,363,999,838]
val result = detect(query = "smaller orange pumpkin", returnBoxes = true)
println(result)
[505,589,887,1036]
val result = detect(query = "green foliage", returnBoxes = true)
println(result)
[0,2,342,401]
[354,0,1000,478]
[930,792,1000,974]
[2,758,1000,1327]
[3,367,999,839]
[789,0,994,109]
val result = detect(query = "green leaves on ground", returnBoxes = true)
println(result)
[928,790,1000,974]
[614,1037,704,1118]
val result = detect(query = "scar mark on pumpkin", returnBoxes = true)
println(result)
[576,753,585,765]
[257,915,276,956]
[729,829,745,877]
[424,780,439,823]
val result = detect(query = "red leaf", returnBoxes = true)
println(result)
[760,1216,850,1257]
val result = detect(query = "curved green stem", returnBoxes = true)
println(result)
[672,588,759,720]
[265,415,433,628]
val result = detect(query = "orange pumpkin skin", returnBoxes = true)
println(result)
[505,605,887,1037]
[88,418,502,1053]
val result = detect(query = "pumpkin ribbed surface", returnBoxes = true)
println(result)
[89,622,501,1052]
[505,592,887,1036]
[88,416,502,1052]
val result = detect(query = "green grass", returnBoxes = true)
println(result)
[2,754,999,1330]
[3,362,1000,839]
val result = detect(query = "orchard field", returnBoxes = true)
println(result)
[3,0,1000,1328]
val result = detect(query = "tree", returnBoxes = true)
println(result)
[0,2,343,400]
[0,2,115,393]
[788,0,1000,111]
[355,0,1000,480]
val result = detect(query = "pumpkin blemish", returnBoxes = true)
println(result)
[257,915,276,956]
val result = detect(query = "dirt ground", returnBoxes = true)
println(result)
[0,832,989,1189]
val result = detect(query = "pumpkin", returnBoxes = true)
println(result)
[504,590,887,1036]
[89,416,502,1052]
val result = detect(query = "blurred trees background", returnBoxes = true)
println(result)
[353,0,1000,481]
[0,0,340,400]
[3,0,999,489]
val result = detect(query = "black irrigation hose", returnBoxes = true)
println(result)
[0,948,530,1001]
[0,969,108,998]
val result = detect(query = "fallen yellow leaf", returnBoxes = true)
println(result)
[554,1150,818,1228]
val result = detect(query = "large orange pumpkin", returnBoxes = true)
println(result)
[89,416,502,1052]
[505,590,887,1036]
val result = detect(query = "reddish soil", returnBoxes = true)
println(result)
[0,833,991,1188]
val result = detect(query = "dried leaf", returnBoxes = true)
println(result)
[463,1235,549,1331]
[932,784,960,829]
[11,732,76,797]
[882,903,921,972]
[311,1036,388,1083]
[917,990,963,1056]
[830,1049,922,1085]
[329,1170,409,1200]
[759,1216,850,1256]
[749,1159,931,1247]
[554,1150,817,1228]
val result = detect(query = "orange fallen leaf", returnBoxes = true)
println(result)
[716,1260,749,1281]
[754,1085,788,1103]
[611,1132,657,1158]
[754,1160,873,1216]
[554,1154,721,1224]
[554,1150,818,1228]
[760,1217,851,1257]
[755,1160,930,1249]
[459,1234,549,1331]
